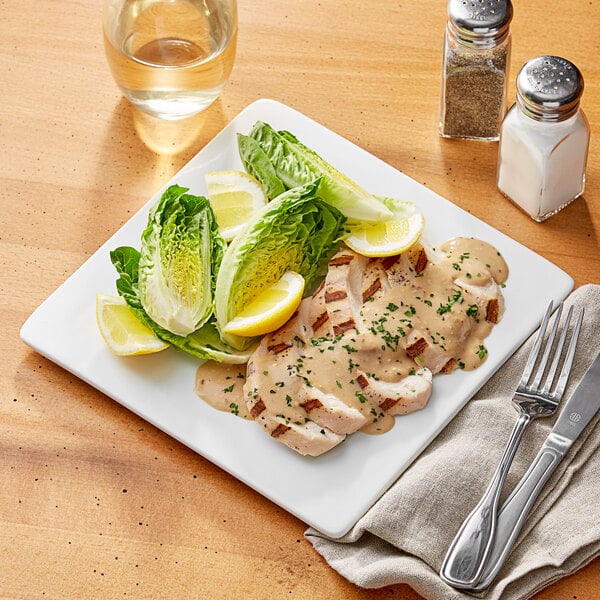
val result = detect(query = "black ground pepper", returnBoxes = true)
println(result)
[439,0,513,141]
[441,45,508,140]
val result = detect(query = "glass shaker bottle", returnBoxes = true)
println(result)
[497,56,590,222]
[439,0,513,140]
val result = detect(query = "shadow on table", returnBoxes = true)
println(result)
[98,96,229,195]
[87,96,231,251]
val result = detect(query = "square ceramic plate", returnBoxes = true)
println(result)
[21,99,573,538]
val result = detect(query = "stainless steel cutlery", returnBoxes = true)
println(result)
[441,301,592,589]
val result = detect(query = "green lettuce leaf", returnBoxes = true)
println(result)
[138,184,226,337]
[237,133,286,200]
[111,245,143,310]
[214,179,347,350]
[240,121,392,223]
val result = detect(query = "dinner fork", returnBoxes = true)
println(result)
[440,301,581,589]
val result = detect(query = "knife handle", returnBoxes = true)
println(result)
[472,438,566,590]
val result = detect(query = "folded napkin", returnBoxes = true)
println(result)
[306,284,600,600]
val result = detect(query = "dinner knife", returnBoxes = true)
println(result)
[471,350,600,591]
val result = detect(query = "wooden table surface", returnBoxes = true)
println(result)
[2,1,599,598]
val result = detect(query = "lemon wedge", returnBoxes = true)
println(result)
[223,272,305,337]
[205,170,268,241]
[96,293,170,356]
[344,202,425,257]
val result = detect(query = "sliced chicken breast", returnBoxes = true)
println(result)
[240,237,507,456]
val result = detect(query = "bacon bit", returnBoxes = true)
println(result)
[333,320,356,335]
[250,398,266,418]
[406,337,428,358]
[268,342,292,354]
[355,374,369,389]
[329,254,354,266]
[440,358,458,374]
[312,311,329,331]
[325,289,348,303]
[379,397,399,412]
[381,255,401,270]
[271,423,291,438]
[300,398,323,412]
[362,278,382,302]
[486,299,500,323]
[408,245,428,274]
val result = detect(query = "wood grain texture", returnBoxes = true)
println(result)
[1,0,598,598]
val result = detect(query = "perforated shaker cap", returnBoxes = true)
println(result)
[516,56,584,121]
[448,0,513,45]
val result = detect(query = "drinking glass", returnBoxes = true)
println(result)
[103,0,238,120]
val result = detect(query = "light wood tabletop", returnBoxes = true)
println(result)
[2,1,599,598]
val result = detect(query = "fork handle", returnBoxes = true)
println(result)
[440,412,532,588]
[470,440,566,590]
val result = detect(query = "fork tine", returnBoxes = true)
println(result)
[531,303,564,390]
[552,307,584,399]
[540,305,573,395]
[520,301,553,386]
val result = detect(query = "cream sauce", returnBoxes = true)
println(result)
[440,237,509,286]
[195,362,250,419]
[196,237,508,438]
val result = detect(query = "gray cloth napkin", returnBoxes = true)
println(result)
[306,284,600,600]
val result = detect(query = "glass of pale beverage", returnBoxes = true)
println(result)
[103,0,238,120]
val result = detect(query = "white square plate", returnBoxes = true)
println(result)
[21,99,573,538]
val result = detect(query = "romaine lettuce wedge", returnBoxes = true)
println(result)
[110,246,253,363]
[238,121,392,223]
[138,185,225,337]
[214,179,347,349]
[236,133,286,200]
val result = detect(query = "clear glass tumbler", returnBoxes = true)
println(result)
[103,0,238,120]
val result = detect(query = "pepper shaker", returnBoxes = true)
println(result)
[439,0,513,140]
[497,56,590,222]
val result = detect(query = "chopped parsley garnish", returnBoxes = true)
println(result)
[348,358,359,372]
[437,290,463,315]
[355,391,368,404]
[466,304,479,318]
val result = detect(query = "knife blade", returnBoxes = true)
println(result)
[472,350,600,591]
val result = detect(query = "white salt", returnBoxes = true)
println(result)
[497,100,590,222]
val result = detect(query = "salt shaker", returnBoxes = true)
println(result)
[439,0,513,140]
[497,56,590,222]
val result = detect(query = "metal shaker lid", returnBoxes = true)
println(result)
[516,56,584,121]
[448,0,513,44]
